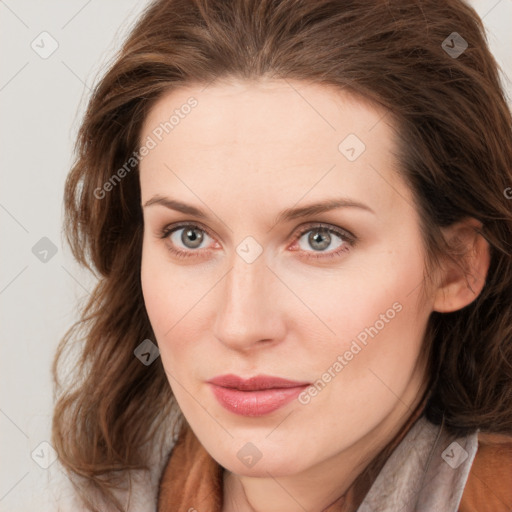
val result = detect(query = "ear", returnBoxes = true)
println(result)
[432,217,491,313]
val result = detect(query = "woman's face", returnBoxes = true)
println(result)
[139,78,435,477]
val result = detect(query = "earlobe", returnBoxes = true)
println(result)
[432,218,491,313]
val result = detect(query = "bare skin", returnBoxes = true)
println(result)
[139,78,490,512]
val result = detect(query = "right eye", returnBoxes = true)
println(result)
[159,223,218,259]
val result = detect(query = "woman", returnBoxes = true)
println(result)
[52,0,512,511]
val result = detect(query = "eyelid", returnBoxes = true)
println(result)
[291,222,356,244]
[159,220,217,242]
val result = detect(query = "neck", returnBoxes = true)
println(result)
[221,378,429,512]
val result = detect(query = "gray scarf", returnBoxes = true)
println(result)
[358,415,478,511]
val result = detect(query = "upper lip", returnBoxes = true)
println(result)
[207,374,310,391]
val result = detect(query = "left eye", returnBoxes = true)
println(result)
[296,226,347,253]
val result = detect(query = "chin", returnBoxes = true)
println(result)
[222,452,307,478]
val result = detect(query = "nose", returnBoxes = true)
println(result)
[212,252,286,352]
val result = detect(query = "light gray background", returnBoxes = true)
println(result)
[1,1,511,510]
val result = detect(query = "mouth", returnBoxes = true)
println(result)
[207,374,311,416]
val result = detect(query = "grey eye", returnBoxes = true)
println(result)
[298,228,344,252]
[172,226,207,249]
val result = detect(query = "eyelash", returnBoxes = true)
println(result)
[158,222,357,261]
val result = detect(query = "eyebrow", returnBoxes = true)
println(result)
[143,195,375,224]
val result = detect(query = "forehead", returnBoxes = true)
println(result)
[138,78,412,217]
[141,78,389,151]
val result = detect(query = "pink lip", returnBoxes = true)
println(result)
[207,374,310,416]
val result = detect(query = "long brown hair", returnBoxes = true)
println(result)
[52,0,512,510]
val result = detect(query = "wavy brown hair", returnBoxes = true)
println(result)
[52,0,512,510]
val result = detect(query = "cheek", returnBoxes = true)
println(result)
[299,245,429,394]
[141,244,182,355]
[141,238,190,327]
[140,245,209,375]
[141,247,167,330]
[300,246,427,347]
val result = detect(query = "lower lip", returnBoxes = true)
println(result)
[208,384,309,416]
